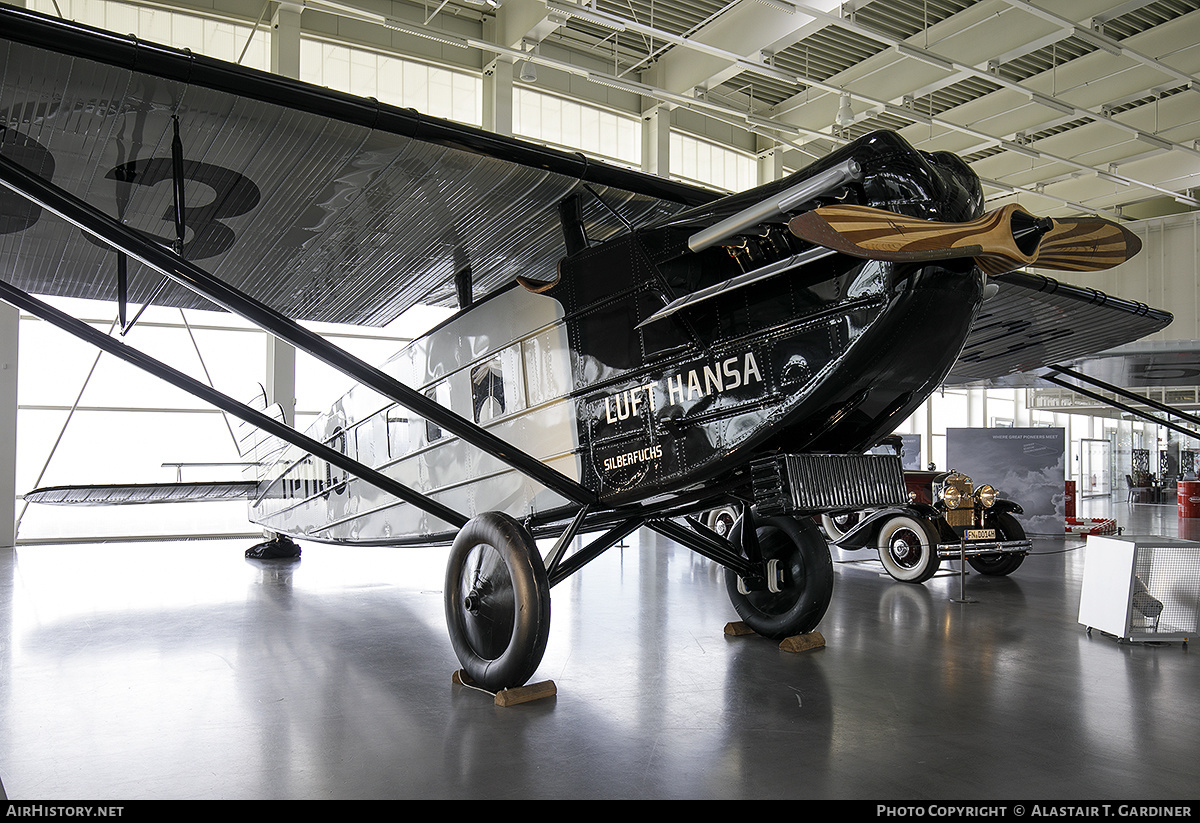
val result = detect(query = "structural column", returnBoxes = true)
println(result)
[483,57,515,137]
[0,303,17,548]
[757,143,784,185]
[267,2,302,425]
[641,104,671,178]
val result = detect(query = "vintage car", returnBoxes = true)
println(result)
[818,468,1032,583]
[702,466,1031,584]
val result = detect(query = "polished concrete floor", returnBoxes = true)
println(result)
[1,496,1197,800]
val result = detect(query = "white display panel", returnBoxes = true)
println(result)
[1078,535,1200,643]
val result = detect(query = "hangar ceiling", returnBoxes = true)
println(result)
[283,0,1200,221]
[24,0,1200,222]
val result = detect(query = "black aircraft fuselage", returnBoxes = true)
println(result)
[234,130,987,546]
[552,130,984,506]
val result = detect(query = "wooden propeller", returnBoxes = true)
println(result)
[787,203,1141,276]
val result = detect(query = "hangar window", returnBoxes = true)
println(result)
[670,132,755,193]
[300,39,482,127]
[514,89,640,169]
[29,0,271,69]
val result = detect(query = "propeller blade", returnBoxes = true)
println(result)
[787,204,1000,263]
[788,203,1138,275]
[1032,218,1142,272]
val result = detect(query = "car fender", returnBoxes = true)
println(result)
[828,503,940,550]
[991,499,1023,516]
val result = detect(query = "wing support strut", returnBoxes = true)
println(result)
[0,153,598,509]
[0,279,470,529]
[1041,366,1200,440]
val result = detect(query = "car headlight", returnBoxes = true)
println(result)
[976,484,997,508]
[939,471,974,509]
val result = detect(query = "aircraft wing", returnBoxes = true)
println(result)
[0,5,714,326]
[945,270,1173,387]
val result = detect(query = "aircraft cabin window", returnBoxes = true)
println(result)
[387,413,410,459]
[471,359,506,424]
[424,384,448,443]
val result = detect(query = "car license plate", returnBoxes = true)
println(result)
[966,528,996,541]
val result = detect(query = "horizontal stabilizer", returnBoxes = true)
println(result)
[233,387,288,468]
[24,481,258,506]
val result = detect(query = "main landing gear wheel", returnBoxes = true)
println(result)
[444,512,551,692]
[725,513,834,639]
[967,512,1027,576]
[876,514,941,583]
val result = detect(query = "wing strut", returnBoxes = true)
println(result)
[0,153,598,509]
[0,279,470,529]
[1040,366,1200,441]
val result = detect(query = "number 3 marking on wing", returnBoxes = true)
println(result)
[0,129,56,235]
[107,158,261,259]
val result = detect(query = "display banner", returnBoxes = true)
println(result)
[947,427,1065,536]
[868,434,920,469]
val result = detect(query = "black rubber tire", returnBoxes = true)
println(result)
[725,514,834,639]
[876,514,941,583]
[444,512,551,692]
[967,512,1027,576]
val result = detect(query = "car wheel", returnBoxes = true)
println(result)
[876,514,941,583]
[821,509,861,541]
[967,512,1027,576]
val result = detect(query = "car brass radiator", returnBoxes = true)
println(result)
[752,453,908,516]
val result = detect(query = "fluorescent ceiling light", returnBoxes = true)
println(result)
[585,72,643,94]
[1028,92,1075,116]
[1001,140,1041,159]
[1072,26,1124,56]
[749,0,796,12]
[884,103,931,123]
[1135,132,1172,150]
[381,18,470,48]
[746,114,800,135]
[894,43,954,71]
[545,2,627,31]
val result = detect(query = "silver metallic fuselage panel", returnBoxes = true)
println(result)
[250,287,579,543]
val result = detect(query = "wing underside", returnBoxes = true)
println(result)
[0,6,712,326]
[946,270,1173,386]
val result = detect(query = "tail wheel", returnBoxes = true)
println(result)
[444,512,551,692]
[967,512,1027,576]
[725,514,834,639]
[876,514,941,583]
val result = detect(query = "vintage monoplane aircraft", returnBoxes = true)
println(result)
[0,4,1169,692]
